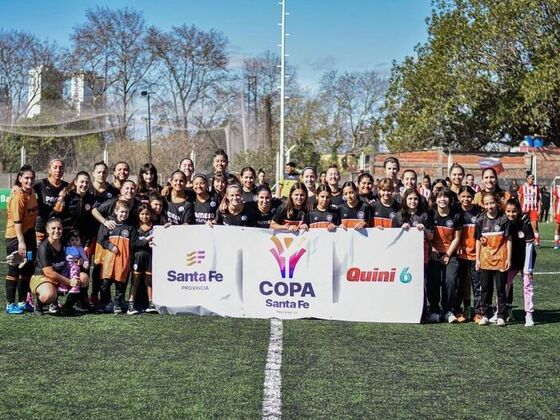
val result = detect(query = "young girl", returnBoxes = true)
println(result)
[270,182,309,232]
[504,198,536,326]
[357,173,377,205]
[192,174,218,225]
[371,178,401,228]
[211,172,227,203]
[59,230,89,296]
[307,185,338,231]
[253,185,283,229]
[394,188,433,260]
[240,166,258,204]
[301,167,318,207]
[427,189,463,323]
[137,163,162,204]
[212,184,256,227]
[149,194,167,225]
[179,157,195,188]
[164,170,194,225]
[456,186,483,322]
[475,192,512,326]
[127,204,157,315]
[420,175,432,200]
[338,181,371,230]
[325,166,343,210]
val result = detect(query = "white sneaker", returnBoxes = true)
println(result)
[478,316,489,326]
[489,312,498,323]
[496,318,506,327]
[428,312,440,323]
[506,309,515,322]
[445,311,458,323]
[525,312,535,327]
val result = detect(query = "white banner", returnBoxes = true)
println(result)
[152,226,423,323]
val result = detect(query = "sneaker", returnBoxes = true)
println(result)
[478,316,489,325]
[5,303,24,315]
[127,302,139,315]
[113,303,123,315]
[145,301,158,314]
[427,312,440,323]
[525,312,535,327]
[473,314,483,324]
[489,312,498,323]
[48,301,60,315]
[444,311,458,323]
[456,313,467,323]
[496,318,506,327]
[554,243,559,250]
[506,309,515,323]
[17,301,34,312]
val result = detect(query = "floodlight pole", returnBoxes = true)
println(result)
[142,90,155,164]
[277,0,287,185]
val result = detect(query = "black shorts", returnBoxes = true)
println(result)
[5,229,37,278]
[132,250,152,273]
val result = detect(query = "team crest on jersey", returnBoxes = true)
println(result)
[326,214,333,222]
[518,231,525,239]
[107,193,113,198]
[446,220,454,228]
[271,208,277,214]
[241,215,248,221]
[85,204,91,211]
[389,212,396,219]
[122,229,129,238]
[178,206,185,212]
[471,216,477,224]
[133,263,138,270]
[357,211,365,219]
[494,225,500,232]
[210,201,216,207]
[253,195,257,202]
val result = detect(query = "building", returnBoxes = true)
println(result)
[70,71,105,115]
[27,65,64,118]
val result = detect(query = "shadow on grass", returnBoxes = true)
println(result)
[513,309,560,324]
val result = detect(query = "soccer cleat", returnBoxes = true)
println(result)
[456,313,467,323]
[127,302,139,315]
[145,302,158,314]
[473,314,483,324]
[17,301,34,312]
[5,303,24,314]
[506,309,515,323]
[478,316,489,326]
[48,301,60,315]
[525,312,535,327]
[444,311,458,323]
[489,312,498,323]
[496,318,506,327]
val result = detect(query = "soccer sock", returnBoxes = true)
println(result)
[145,273,153,301]
[555,235,560,245]
[129,273,142,301]
[535,232,540,244]
[17,277,30,303]
[5,279,17,304]
[79,287,89,305]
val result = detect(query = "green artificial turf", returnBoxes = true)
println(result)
[0,211,559,418]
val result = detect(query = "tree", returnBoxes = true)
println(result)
[384,0,560,151]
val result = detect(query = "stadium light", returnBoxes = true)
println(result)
[141,90,156,164]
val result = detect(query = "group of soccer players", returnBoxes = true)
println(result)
[4,149,560,324]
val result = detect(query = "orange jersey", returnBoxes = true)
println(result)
[475,213,510,271]
[5,190,39,239]
[97,222,135,282]
[371,200,400,228]
[457,206,482,261]
[429,209,462,254]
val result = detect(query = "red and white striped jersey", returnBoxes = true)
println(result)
[554,185,560,215]
[518,184,540,212]
[419,186,431,199]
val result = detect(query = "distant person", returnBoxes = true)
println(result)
[383,157,403,193]
[553,183,560,249]
[319,171,327,186]
[465,173,481,193]
[540,186,550,222]
[112,161,130,191]
[518,173,541,246]
[256,169,268,187]
[276,161,300,199]
[509,179,519,200]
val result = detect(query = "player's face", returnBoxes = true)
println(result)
[316,190,331,210]
[114,163,129,181]
[18,171,35,192]
[179,159,194,177]
[402,172,417,189]
[213,179,226,194]
[459,191,473,207]
[450,168,464,186]
[48,160,64,181]
[466,175,474,185]
[482,170,497,190]
[213,156,227,172]
[379,188,393,203]
[436,194,450,209]
[257,190,271,210]
[483,196,497,214]
[115,206,130,222]
[242,171,255,189]
[74,175,90,195]
[257,172,265,184]
[150,200,163,215]
[406,193,419,210]
[193,178,208,195]
[227,188,242,206]
[142,171,155,184]
[505,204,519,221]
[320,173,327,185]
[46,221,63,241]
[343,186,357,204]
[93,164,108,183]
[358,178,373,195]
[384,162,399,179]
[302,170,316,190]
[527,175,535,185]
[171,174,186,191]
[291,189,306,208]
[121,182,136,200]
[139,209,151,224]
[326,169,340,187]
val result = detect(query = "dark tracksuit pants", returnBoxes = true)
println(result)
[427,255,459,315]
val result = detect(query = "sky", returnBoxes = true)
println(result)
[0,0,432,90]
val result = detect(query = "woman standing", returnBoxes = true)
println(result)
[34,158,68,243]
[137,163,162,204]
[473,167,510,211]
[165,171,195,225]
[192,174,218,225]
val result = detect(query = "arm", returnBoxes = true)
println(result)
[42,266,78,288]
[92,202,117,230]
[97,223,117,254]
[475,239,481,271]
[504,238,512,271]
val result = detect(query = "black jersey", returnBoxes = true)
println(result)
[429,208,463,254]
[137,185,162,204]
[165,199,195,225]
[34,178,69,233]
[307,208,339,229]
[393,210,431,229]
[97,197,141,227]
[359,192,377,205]
[55,191,97,242]
[329,191,344,211]
[193,196,218,225]
[252,198,283,229]
[475,212,510,270]
[37,240,66,275]
[242,188,257,204]
[215,205,256,227]
[89,183,119,209]
[509,216,536,271]
[272,203,307,227]
[338,201,371,228]
[371,200,401,228]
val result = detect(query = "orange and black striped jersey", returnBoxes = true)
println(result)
[475,213,510,271]
[307,208,339,229]
[338,201,371,229]
[97,220,140,282]
[272,204,307,226]
[429,208,463,254]
[457,205,483,261]
[371,200,400,228]
[5,190,39,239]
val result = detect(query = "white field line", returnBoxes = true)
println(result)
[262,318,283,419]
